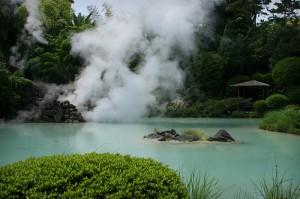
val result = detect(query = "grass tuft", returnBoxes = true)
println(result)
[183,129,205,139]
[184,171,228,199]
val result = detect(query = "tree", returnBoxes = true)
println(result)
[189,53,225,97]
[0,0,27,63]
[268,0,300,25]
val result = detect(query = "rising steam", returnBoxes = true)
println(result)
[23,0,48,44]
[60,0,210,122]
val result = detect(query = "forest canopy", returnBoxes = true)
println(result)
[0,0,299,119]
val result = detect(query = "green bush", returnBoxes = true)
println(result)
[286,86,300,104]
[265,94,288,110]
[259,109,300,134]
[262,73,274,85]
[254,100,267,115]
[272,57,300,87]
[251,73,263,81]
[201,98,251,117]
[0,153,188,198]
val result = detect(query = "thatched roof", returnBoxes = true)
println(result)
[230,80,269,87]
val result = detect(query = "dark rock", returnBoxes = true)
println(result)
[145,129,199,142]
[44,110,57,117]
[63,114,70,120]
[209,130,235,142]
[73,120,79,123]
[174,134,199,142]
[41,115,50,122]
[54,113,63,122]
[65,119,72,123]
[63,100,70,108]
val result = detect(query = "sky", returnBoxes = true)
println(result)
[72,0,103,15]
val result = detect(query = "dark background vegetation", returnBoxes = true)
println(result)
[0,0,300,119]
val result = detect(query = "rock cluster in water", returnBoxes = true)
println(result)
[40,100,85,123]
[145,129,236,142]
[145,129,200,142]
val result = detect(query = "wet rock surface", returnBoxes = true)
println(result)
[144,129,200,142]
[40,100,85,123]
[208,129,235,142]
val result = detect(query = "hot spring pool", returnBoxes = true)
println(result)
[1,118,299,198]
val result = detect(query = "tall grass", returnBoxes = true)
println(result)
[259,108,300,134]
[184,171,228,199]
[183,165,300,199]
[251,165,300,199]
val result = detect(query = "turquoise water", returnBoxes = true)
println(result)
[1,118,300,198]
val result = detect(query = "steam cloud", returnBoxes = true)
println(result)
[9,0,47,69]
[23,0,48,44]
[61,0,211,122]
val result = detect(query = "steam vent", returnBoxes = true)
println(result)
[40,100,85,123]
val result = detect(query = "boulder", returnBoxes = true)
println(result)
[208,129,235,142]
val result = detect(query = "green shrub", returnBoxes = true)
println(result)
[183,129,205,139]
[254,100,267,116]
[262,73,274,85]
[165,101,198,117]
[286,86,300,104]
[259,109,300,134]
[272,57,300,87]
[0,152,188,198]
[251,73,263,81]
[285,104,300,111]
[265,94,288,110]
[201,98,251,117]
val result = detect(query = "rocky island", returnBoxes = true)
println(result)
[144,129,236,143]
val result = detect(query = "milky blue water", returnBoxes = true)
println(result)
[1,118,299,198]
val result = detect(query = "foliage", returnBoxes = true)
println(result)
[225,75,251,96]
[200,98,252,117]
[0,0,27,62]
[254,100,267,116]
[187,52,225,97]
[251,165,300,199]
[165,98,252,118]
[0,63,33,118]
[286,86,300,104]
[165,100,198,117]
[183,129,205,139]
[265,94,288,110]
[0,66,19,118]
[272,57,300,87]
[259,109,300,134]
[0,152,188,198]
[185,171,227,199]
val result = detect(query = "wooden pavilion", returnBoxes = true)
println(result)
[230,80,270,99]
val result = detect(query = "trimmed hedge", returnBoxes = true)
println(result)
[0,153,188,198]
[286,86,300,104]
[272,57,300,87]
[254,100,267,115]
[265,94,288,110]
